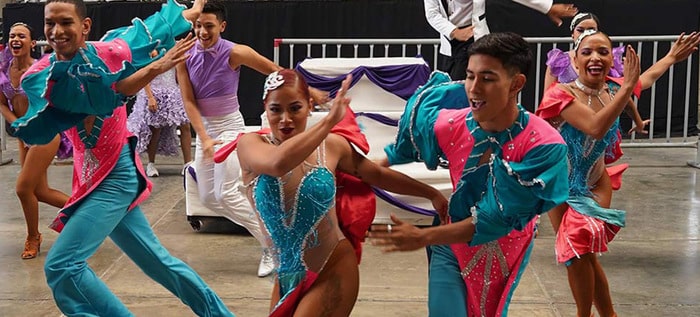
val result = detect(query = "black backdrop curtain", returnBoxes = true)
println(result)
[4,0,699,134]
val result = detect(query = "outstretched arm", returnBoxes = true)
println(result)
[229,44,328,103]
[335,134,448,222]
[238,75,352,177]
[369,214,475,252]
[116,34,196,96]
[182,0,206,25]
[512,1,577,27]
[230,44,281,75]
[623,97,650,135]
[640,32,700,90]
[558,46,641,139]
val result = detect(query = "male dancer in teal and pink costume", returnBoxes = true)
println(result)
[371,33,570,316]
[11,0,235,315]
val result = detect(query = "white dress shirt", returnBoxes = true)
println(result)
[425,0,553,56]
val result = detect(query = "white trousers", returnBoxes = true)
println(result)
[194,111,269,248]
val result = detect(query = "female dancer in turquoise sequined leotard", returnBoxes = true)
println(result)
[238,70,448,317]
[252,140,345,307]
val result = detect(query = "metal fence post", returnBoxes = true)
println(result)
[0,118,14,166]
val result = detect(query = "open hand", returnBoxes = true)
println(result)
[546,4,578,27]
[628,119,650,135]
[666,32,700,63]
[368,214,427,252]
[156,33,196,72]
[326,74,352,126]
[622,45,641,89]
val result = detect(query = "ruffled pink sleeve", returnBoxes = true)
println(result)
[535,85,576,120]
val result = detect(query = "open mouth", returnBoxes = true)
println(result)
[587,65,604,76]
[280,127,294,135]
[10,43,22,53]
[50,38,70,48]
[470,99,486,111]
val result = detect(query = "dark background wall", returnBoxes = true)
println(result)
[4,0,699,134]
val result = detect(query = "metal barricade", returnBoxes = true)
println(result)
[273,36,700,167]
[0,118,13,165]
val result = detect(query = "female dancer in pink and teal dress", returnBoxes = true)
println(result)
[536,30,700,317]
[11,0,236,315]
[545,12,649,135]
[237,70,448,316]
[127,50,192,177]
[0,22,70,259]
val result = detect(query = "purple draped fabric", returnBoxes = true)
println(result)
[297,61,435,216]
[372,187,438,217]
[295,62,430,100]
[355,112,399,126]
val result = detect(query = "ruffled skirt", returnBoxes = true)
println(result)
[555,196,625,264]
[126,87,189,155]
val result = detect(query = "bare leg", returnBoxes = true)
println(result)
[18,139,28,166]
[16,135,65,259]
[591,255,616,317]
[566,254,595,317]
[293,240,359,317]
[16,135,61,236]
[147,126,162,163]
[179,123,192,163]
[34,172,69,208]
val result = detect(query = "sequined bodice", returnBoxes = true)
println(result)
[252,141,341,297]
[559,81,622,196]
[559,114,619,197]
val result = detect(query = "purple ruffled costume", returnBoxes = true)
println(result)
[127,68,189,155]
[0,47,72,159]
[546,46,625,84]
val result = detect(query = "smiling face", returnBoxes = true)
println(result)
[8,25,35,58]
[195,13,225,49]
[44,1,91,61]
[571,18,598,42]
[265,81,313,143]
[574,33,613,87]
[465,54,525,132]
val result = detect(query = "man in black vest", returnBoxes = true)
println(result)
[424,0,577,80]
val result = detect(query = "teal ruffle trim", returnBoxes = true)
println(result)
[12,0,191,145]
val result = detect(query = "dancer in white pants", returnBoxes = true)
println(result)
[193,112,270,249]
[176,1,278,277]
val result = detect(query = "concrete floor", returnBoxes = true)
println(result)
[0,144,699,317]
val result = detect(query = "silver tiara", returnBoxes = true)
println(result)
[570,13,591,32]
[262,71,285,100]
[574,29,599,51]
